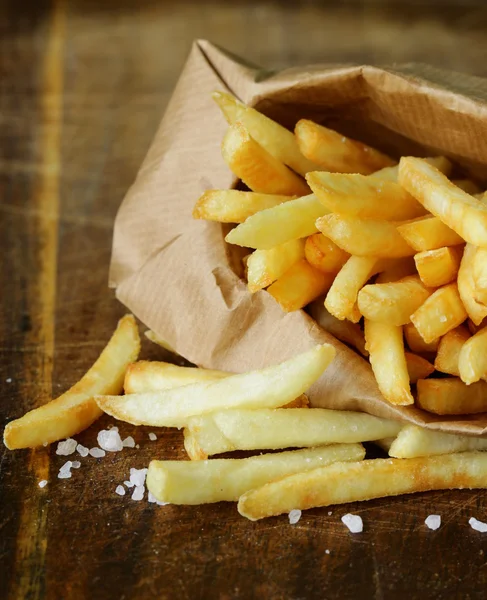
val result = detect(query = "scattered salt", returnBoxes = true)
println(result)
[132,486,145,501]
[6,378,12,383]
[115,485,126,496]
[76,444,89,457]
[122,436,135,448]
[38,480,48,488]
[341,513,363,533]
[124,480,134,488]
[130,467,148,488]
[439,316,447,323]
[328,511,332,516]
[469,517,487,533]
[56,438,77,456]
[289,509,302,525]
[71,461,81,469]
[89,447,106,458]
[97,429,123,452]
[148,433,157,441]
[325,549,330,555]
[136,444,140,449]
[58,461,73,479]
[425,515,441,530]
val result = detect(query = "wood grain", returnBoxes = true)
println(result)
[3,1,487,599]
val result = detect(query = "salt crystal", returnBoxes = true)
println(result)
[76,444,89,457]
[130,467,148,488]
[38,480,48,488]
[341,513,363,533]
[469,517,487,533]
[325,549,330,555]
[136,444,140,449]
[58,461,73,479]
[115,485,126,496]
[132,486,145,501]
[439,316,447,323]
[97,429,123,452]
[288,509,302,525]
[89,447,106,458]
[43,442,48,447]
[71,461,81,469]
[56,438,77,456]
[6,378,12,383]
[124,480,134,488]
[425,515,441,530]
[148,433,157,441]
[328,511,332,516]
[122,436,135,448]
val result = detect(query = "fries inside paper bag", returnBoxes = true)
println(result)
[110,40,487,435]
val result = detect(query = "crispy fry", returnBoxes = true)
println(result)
[473,247,487,306]
[295,119,395,174]
[238,452,487,520]
[147,444,365,505]
[246,239,305,292]
[389,424,487,458]
[222,123,309,196]
[304,233,349,274]
[417,378,487,415]
[405,352,435,383]
[225,194,327,249]
[404,322,439,354]
[414,246,464,288]
[451,179,482,195]
[374,257,417,284]
[4,315,140,449]
[396,215,464,252]
[96,344,336,428]
[316,214,415,258]
[144,330,177,354]
[398,157,487,247]
[458,244,487,325]
[267,259,335,312]
[434,325,470,376]
[309,301,367,356]
[458,326,487,384]
[307,171,425,220]
[369,156,452,183]
[364,318,414,405]
[357,276,432,326]
[212,91,318,176]
[410,283,467,344]
[184,408,401,457]
[192,190,295,223]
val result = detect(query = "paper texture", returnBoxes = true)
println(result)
[110,39,487,435]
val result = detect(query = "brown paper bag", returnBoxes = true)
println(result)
[110,39,487,436]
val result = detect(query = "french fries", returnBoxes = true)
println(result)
[364,319,414,405]
[404,322,439,354]
[307,171,425,220]
[295,119,395,174]
[369,156,452,183]
[397,216,464,252]
[458,326,487,384]
[237,452,487,520]
[414,246,463,288]
[304,233,349,274]
[308,301,367,356]
[212,91,318,176]
[221,123,309,196]
[357,275,432,326]
[267,259,334,312]
[416,378,487,415]
[458,244,487,325]
[389,425,487,458]
[246,239,305,292]
[410,283,467,343]
[405,353,435,383]
[434,326,470,376]
[225,194,327,249]
[183,408,402,457]
[473,247,487,306]
[124,361,227,393]
[193,190,296,223]
[4,315,140,449]
[146,444,365,505]
[96,344,336,427]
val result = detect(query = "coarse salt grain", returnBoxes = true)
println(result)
[38,480,48,488]
[124,480,134,488]
[325,549,330,555]
[115,485,126,496]
[341,513,363,533]
[76,444,89,457]
[56,438,77,456]
[469,517,487,533]
[6,378,12,383]
[58,461,73,479]
[132,486,145,501]
[439,316,447,323]
[89,447,106,458]
[148,433,157,441]
[97,429,123,452]
[130,467,148,488]
[122,436,135,448]
[288,509,302,525]
[328,511,332,516]
[425,515,441,530]
[71,461,81,469]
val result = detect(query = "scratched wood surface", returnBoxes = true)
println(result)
[3,1,487,598]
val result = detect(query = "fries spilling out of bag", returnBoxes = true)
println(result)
[6,92,487,522]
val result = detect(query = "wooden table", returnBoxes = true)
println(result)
[3,1,487,598]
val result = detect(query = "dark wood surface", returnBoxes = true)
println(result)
[3,1,487,598]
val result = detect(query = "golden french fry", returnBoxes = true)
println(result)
[357,276,432,326]
[405,352,435,383]
[396,215,464,252]
[325,256,382,322]
[316,214,415,258]
[458,244,487,325]
[417,378,487,415]
[404,322,439,354]
[452,179,482,195]
[267,259,335,312]
[184,408,401,457]
[212,91,318,176]
[4,315,140,449]
[309,301,367,356]
[434,325,470,376]
[473,247,487,306]
[304,233,349,274]
[96,344,336,428]
[222,123,309,196]
[458,326,487,384]
[246,239,305,292]
[414,246,464,288]
[398,157,487,247]
[295,119,395,174]
[389,425,487,459]
[374,257,417,284]
[410,283,467,344]
[192,190,295,223]
[147,444,365,505]
[369,156,452,183]
[307,171,425,220]
[144,330,177,354]
[238,452,487,520]
[364,318,414,405]
[225,194,327,249]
